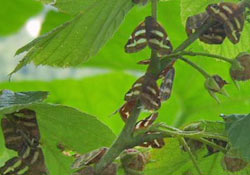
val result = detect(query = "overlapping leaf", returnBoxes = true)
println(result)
[12,0,134,75]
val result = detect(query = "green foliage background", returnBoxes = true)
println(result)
[0,0,250,174]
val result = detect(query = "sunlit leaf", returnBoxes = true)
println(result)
[12,0,134,75]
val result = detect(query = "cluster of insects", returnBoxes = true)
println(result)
[0,109,48,175]
[0,1,249,175]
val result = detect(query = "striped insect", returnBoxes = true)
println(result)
[1,109,40,153]
[160,67,175,101]
[125,75,161,111]
[140,132,165,149]
[125,16,173,56]
[186,12,226,44]
[119,100,137,122]
[206,2,245,44]
[72,147,108,169]
[0,109,48,175]
[0,147,48,175]
[134,113,165,149]
[134,113,158,130]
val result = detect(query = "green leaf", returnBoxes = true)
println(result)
[0,89,48,109]
[38,0,184,71]
[40,11,72,35]
[145,138,227,175]
[12,0,134,75]
[0,0,42,36]
[0,102,116,174]
[180,0,250,58]
[223,114,250,161]
[54,0,102,15]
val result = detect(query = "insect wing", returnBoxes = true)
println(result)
[146,16,173,56]
[119,100,137,122]
[206,2,245,44]
[160,68,175,101]
[1,117,27,152]
[125,76,144,102]
[140,77,161,111]
[24,148,48,175]
[125,21,147,53]
[140,132,165,149]
[72,147,108,169]
[186,12,209,36]
[199,23,226,44]
[0,148,48,175]
[135,113,158,130]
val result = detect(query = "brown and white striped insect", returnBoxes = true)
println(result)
[135,113,165,149]
[125,75,161,111]
[160,67,175,102]
[0,147,48,175]
[140,132,165,149]
[125,16,173,56]
[186,12,226,44]
[206,2,245,44]
[119,100,137,122]
[72,147,108,169]
[0,109,48,175]
[134,113,158,130]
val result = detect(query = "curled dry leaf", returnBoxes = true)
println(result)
[230,52,250,81]
[223,155,248,172]
[121,149,148,172]
[205,75,229,103]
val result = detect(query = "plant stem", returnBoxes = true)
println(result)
[179,137,203,175]
[160,19,216,73]
[94,103,141,174]
[95,2,220,174]
[161,51,234,64]
[95,0,160,173]
[198,138,227,153]
[151,0,158,19]
[180,56,210,78]
[147,0,160,76]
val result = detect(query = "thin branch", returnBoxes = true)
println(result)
[180,56,211,78]
[162,51,234,64]
[160,19,216,73]
[179,137,203,175]
[198,138,227,153]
